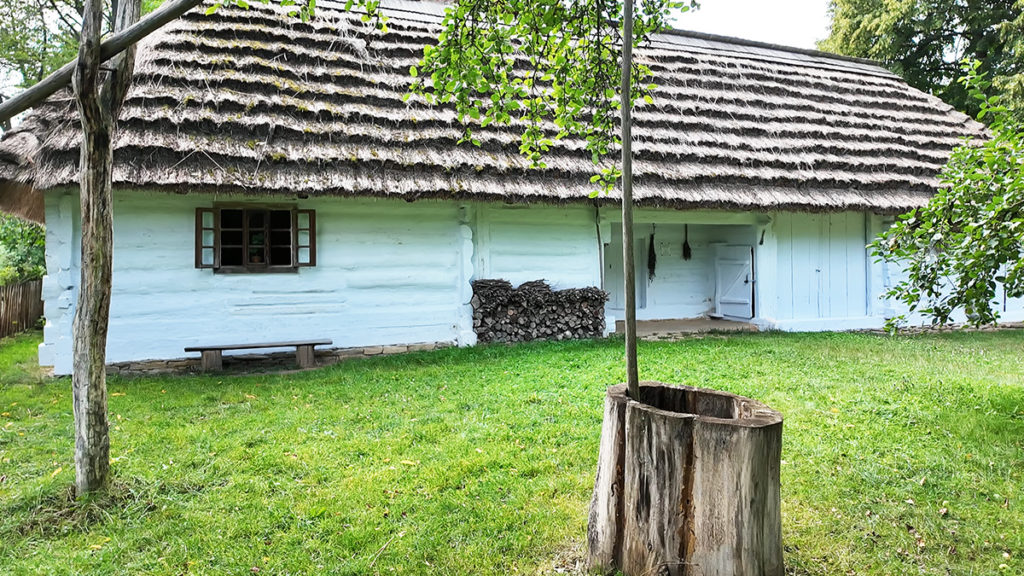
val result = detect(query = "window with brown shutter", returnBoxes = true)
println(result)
[195,206,316,272]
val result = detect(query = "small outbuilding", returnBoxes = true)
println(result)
[0,0,1010,374]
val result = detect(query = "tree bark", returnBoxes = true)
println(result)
[71,0,140,497]
[589,382,784,576]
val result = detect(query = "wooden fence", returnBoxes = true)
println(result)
[0,279,43,339]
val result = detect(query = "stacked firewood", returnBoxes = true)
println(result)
[471,279,608,343]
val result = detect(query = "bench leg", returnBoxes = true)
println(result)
[201,350,223,372]
[296,345,315,369]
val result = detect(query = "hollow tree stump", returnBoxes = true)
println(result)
[587,382,783,576]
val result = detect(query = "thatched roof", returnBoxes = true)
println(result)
[0,0,984,217]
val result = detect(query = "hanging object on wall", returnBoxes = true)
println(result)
[648,226,657,282]
[683,224,692,261]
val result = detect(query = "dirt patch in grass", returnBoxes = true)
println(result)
[7,475,232,539]
[534,539,587,575]
[10,480,159,537]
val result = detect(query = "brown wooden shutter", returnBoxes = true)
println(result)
[295,209,316,267]
[195,208,217,269]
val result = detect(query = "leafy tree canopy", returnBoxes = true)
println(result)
[821,0,1023,115]
[0,0,80,92]
[0,0,165,94]
[872,61,1024,327]
[0,214,45,286]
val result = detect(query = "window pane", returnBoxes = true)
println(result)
[201,248,214,266]
[202,230,215,246]
[248,247,266,265]
[202,211,214,227]
[270,247,292,266]
[222,247,243,266]
[221,209,243,229]
[297,230,310,246]
[297,247,310,264]
[270,230,291,247]
[248,230,266,247]
[248,210,266,229]
[297,212,310,228]
[270,210,291,229]
[222,231,243,246]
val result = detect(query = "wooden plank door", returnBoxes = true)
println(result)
[715,245,755,319]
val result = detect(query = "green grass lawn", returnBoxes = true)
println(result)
[1,329,1022,575]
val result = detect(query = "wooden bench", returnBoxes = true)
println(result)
[185,339,332,371]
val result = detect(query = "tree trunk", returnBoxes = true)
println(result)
[620,0,638,397]
[71,0,140,497]
[588,382,784,576]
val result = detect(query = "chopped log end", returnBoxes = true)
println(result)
[471,279,608,344]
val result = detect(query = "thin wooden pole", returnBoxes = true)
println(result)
[620,0,638,398]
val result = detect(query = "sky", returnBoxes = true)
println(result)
[673,0,834,50]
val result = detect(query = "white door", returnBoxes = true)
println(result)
[715,245,754,319]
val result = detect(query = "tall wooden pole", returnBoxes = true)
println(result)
[620,0,639,398]
[71,0,140,496]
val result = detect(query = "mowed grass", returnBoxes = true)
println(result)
[1,329,1022,575]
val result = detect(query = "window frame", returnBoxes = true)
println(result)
[195,205,316,273]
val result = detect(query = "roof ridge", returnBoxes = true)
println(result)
[657,28,883,69]
[339,0,894,78]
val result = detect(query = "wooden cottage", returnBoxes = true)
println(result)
[0,0,1011,374]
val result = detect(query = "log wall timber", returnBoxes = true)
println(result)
[588,382,783,576]
[476,204,602,292]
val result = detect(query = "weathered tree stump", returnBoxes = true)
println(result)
[588,382,783,576]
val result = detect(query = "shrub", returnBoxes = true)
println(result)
[0,214,45,286]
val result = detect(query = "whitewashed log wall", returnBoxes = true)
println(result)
[41,191,476,374]
[39,191,79,374]
[602,220,756,320]
[473,204,602,290]
[864,213,1024,327]
[39,195,1024,374]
